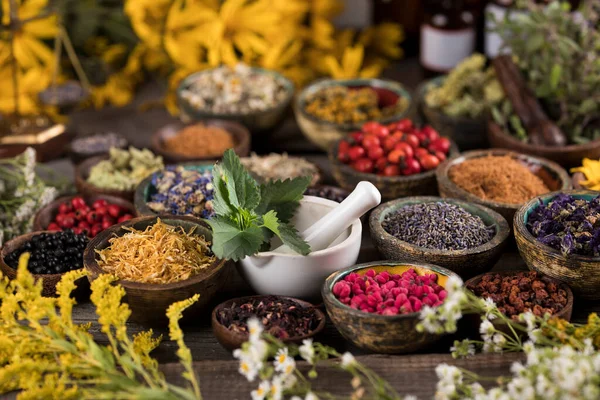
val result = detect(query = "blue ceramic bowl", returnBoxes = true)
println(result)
[514,189,600,299]
[134,163,214,218]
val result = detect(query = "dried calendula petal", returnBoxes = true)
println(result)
[96,219,215,284]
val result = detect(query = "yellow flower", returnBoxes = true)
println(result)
[0,66,52,115]
[125,0,172,50]
[0,0,56,69]
[358,23,404,59]
[132,330,162,370]
[89,274,131,340]
[325,45,384,79]
[571,158,600,190]
[55,269,87,328]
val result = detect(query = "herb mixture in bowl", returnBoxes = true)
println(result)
[163,124,234,158]
[96,219,215,284]
[382,202,494,251]
[527,194,600,257]
[241,153,320,185]
[147,166,215,219]
[179,64,290,115]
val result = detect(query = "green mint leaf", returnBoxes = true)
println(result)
[278,222,310,256]
[261,210,280,235]
[211,163,235,217]
[255,176,311,222]
[207,216,264,261]
[221,149,260,210]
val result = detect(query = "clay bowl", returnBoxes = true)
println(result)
[211,295,326,352]
[177,67,294,134]
[295,78,412,151]
[151,120,251,164]
[134,163,214,218]
[75,155,137,202]
[417,76,489,151]
[33,194,134,232]
[436,149,572,229]
[465,271,574,333]
[370,197,510,279]
[84,215,233,326]
[329,138,459,201]
[0,231,89,297]
[487,120,600,168]
[323,261,460,354]
[514,190,600,300]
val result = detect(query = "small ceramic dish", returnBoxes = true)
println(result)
[370,196,510,279]
[322,261,460,354]
[436,149,572,228]
[295,78,412,151]
[134,163,214,218]
[0,231,89,297]
[33,194,135,232]
[514,190,600,299]
[238,196,362,300]
[211,295,326,351]
[83,215,233,326]
[151,120,251,164]
[177,67,294,134]
[465,271,574,329]
[329,138,459,201]
[487,120,600,168]
[417,76,488,150]
[75,155,136,202]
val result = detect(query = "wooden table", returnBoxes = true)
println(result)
[34,60,598,399]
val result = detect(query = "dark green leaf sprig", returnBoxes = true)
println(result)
[207,149,311,261]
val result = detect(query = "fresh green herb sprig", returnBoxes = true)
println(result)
[207,149,311,261]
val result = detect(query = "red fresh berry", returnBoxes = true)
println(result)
[101,220,113,230]
[78,221,90,231]
[350,132,364,143]
[71,196,86,210]
[419,154,441,171]
[92,199,108,210]
[367,146,384,160]
[58,202,72,215]
[352,158,374,173]
[362,134,380,148]
[428,137,451,154]
[118,214,134,223]
[421,125,440,141]
[91,223,103,238]
[95,206,108,216]
[86,212,100,225]
[403,158,422,175]
[403,133,420,149]
[47,222,60,231]
[383,165,400,176]
[107,204,121,218]
[348,146,365,161]
[395,118,414,132]
[393,142,414,159]
[387,149,406,164]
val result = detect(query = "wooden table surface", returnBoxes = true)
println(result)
[31,59,599,399]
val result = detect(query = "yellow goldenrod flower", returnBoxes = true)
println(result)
[89,274,131,339]
[325,45,383,79]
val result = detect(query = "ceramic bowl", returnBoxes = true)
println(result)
[134,163,214,218]
[0,231,89,297]
[211,295,326,351]
[329,138,459,201]
[323,261,460,354]
[436,149,572,228]
[465,271,574,328]
[83,215,233,326]
[295,78,412,151]
[33,194,135,232]
[75,155,137,202]
[514,190,600,299]
[237,196,362,300]
[488,120,600,168]
[151,120,251,164]
[177,67,294,134]
[370,197,510,279]
[418,76,488,150]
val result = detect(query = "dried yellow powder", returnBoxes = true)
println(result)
[96,219,215,284]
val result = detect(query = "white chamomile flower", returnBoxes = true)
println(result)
[445,275,463,294]
[519,312,537,332]
[492,333,506,352]
[238,358,260,382]
[274,348,291,372]
[282,373,297,389]
[280,358,296,376]
[247,318,263,342]
[482,297,497,320]
[269,376,283,400]
[249,339,268,362]
[299,339,315,364]
[479,319,495,336]
[341,352,356,369]
[251,380,270,400]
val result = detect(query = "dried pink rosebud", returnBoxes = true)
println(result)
[365,269,376,278]
[333,281,347,296]
[438,290,448,300]
[412,298,423,312]
[382,307,399,316]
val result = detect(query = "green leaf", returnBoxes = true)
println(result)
[526,33,545,52]
[549,65,562,90]
[261,210,280,235]
[278,223,310,256]
[207,216,264,261]
[255,176,311,222]
[220,149,260,210]
[211,163,235,217]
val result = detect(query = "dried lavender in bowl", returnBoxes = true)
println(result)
[382,202,495,251]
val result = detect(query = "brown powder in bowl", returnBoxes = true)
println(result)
[448,155,550,204]
[164,124,235,158]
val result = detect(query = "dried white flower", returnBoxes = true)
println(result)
[341,352,356,369]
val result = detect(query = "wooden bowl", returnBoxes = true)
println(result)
[514,190,600,300]
[295,78,412,151]
[323,261,460,354]
[134,163,214,218]
[465,271,574,329]
[211,295,326,352]
[369,197,510,279]
[329,138,459,201]
[0,231,89,297]
[75,155,137,202]
[33,194,135,232]
[151,120,251,164]
[83,215,233,326]
[436,149,572,229]
[488,120,600,168]
[177,67,294,134]
[418,77,489,151]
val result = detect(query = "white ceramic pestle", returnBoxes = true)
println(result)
[272,181,381,254]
